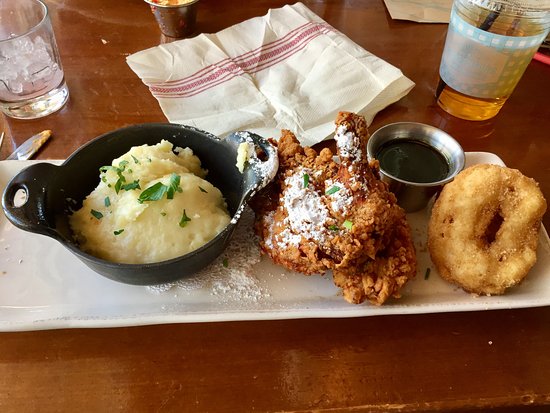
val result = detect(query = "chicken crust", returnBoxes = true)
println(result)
[250,112,417,305]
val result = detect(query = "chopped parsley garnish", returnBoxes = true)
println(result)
[138,182,167,203]
[222,258,229,268]
[161,212,167,216]
[114,177,125,194]
[167,173,182,199]
[325,185,340,195]
[138,174,182,204]
[303,173,310,188]
[90,209,103,220]
[131,155,140,164]
[114,229,124,235]
[121,180,141,191]
[343,220,353,230]
[328,224,339,231]
[138,175,182,203]
[99,162,134,194]
[424,268,431,280]
[199,186,208,193]
[179,209,191,227]
[104,197,111,207]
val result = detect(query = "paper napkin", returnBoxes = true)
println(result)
[383,0,452,23]
[127,2,414,146]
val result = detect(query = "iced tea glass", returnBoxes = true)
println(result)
[0,0,69,119]
[436,0,550,121]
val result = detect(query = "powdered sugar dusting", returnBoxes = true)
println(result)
[276,226,302,249]
[234,131,279,189]
[281,168,332,245]
[229,131,279,225]
[325,179,353,215]
[146,207,266,300]
[211,272,266,302]
[335,124,362,161]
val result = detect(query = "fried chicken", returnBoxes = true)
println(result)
[250,112,416,305]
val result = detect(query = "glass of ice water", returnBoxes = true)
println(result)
[0,0,69,119]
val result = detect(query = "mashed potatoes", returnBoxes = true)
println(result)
[69,140,230,264]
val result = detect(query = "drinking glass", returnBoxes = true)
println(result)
[0,0,69,119]
[436,0,550,121]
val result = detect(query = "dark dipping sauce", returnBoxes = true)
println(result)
[376,139,449,183]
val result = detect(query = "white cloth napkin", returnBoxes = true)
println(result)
[383,0,452,23]
[127,2,414,146]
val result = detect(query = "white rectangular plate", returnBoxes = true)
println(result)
[0,152,548,331]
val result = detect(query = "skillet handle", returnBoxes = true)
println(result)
[2,162,59,236]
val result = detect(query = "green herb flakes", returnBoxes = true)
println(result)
[222,258,229,268]
[104,197,111,207]
[114,229,124,236]
[199,186,208,193]
[131,155,140,164]
[303,173,310,188]
[328,225,339,231]
[90,209,103,220]
[121,180,141,191]
[161,212,167,217]
[179,209,191,227]
[343,220,353,230]
[167,174,182,199]
[138,175,182,203]
[100,162,132,194]
[325,186,340,195]
[138,182,167,203]
[114,178,124,194]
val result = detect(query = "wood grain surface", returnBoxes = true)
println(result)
[0,0,549,412]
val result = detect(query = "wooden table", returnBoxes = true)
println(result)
[1,1,549,411]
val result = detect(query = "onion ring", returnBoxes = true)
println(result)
[428,164,547,295]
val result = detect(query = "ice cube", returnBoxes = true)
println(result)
[14,37,33,54]
[0,34,60,96]
[33,66,53,82]
[7,78,23,94]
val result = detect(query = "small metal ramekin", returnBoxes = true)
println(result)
[144,0,199,38]
[367,122,465,213]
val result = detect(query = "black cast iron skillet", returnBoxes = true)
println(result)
[2,123,278,285]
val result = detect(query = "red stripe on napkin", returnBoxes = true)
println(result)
[149,22,317,87]
[148,22,333,98]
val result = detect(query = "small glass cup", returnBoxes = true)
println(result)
[435,0,550,121]
[0,0,69,119]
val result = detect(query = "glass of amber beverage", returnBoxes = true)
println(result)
[436,0,549,121]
